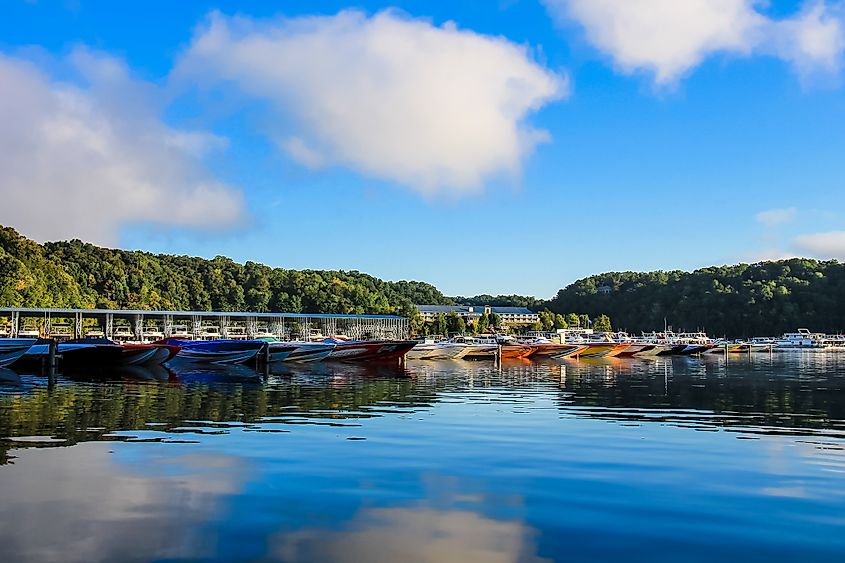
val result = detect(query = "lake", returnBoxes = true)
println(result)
[1,353,844,562]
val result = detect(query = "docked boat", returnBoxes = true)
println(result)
[0,338,38,368]
[499,344,535,359]
[324,339,417,362]
[406,339,469,360]
[776,329,827,349]
[162,338,263,364]
[121,343,181,365]
[263,340,335,363]
[20,339,178,367]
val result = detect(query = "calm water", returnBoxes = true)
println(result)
[1,353,845,562]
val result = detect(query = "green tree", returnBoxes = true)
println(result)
[592,314,612,332]
[554,314,568,329]
[432,313,448,336]
[477,313,490,334]
[445,312,466,334]
[566,313,580,328]
[489,312,502,331]
[538,309,555,331]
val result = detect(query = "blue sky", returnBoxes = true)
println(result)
[1,0,844,297]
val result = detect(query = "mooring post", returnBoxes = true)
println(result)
[47,338,57,385]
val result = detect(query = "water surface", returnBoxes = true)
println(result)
[1,353,844,562]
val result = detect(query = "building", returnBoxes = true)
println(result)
[416,305,540,328]
[597,284,613,295]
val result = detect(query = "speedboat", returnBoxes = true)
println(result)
[121,343,181,365]
[20,338,178,367]
[0,338,38,368]
[162,338,263,364]
[263,340,335,363]
[406,339,468,360]
[324,339,417,362]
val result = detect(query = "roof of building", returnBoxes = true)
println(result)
[416,305,536,315]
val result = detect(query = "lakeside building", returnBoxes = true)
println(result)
[416,305,540,327]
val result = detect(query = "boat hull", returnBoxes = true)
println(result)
[500,345,534,360]
[162,339,263,365]
[327,340,417,362]
[285,342,335,363]
[0,338,37,368]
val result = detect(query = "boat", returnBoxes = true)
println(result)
[632,343,673,357]
[20,338,178,367]
[161,338,263,364]
[0,338,38,368]
[121,343,181,365]
[573,342,628,358]
[18,325,40,338]
[406,339,469,360]
[776,329,828,349]
[324,339,417,362]
[549,344,589,359]
[499,344,535,359]
[263,340,335,363]
[451,336,498,359]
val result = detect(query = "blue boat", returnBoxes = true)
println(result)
[162,339,264,365]
[0,338,38,368]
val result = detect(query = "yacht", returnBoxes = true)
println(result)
[776,329,826,349]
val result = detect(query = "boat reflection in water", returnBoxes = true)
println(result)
[1,353,844,562]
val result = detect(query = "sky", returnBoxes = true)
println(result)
[1,0,844,298]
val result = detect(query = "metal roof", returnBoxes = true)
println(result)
[415,305,535,315]
[0,307,405,320]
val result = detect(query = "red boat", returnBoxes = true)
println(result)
[324,339,417,362]
[500,345,535,359]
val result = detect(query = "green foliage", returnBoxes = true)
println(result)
[453,294,543,310]
[476,313,490,334]
[547,260,845,337]
[592,314,613,332]
[554,314,568,329]
[445,311,466,334]
[431,313,448,336]
[0,226,451,316]
[538,310,555,331]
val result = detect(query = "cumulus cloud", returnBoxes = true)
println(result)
[792,230,845,258]
[543,0,844,84]
[756,207,797,227]
[0,49,246,245]
[175,10,566,196]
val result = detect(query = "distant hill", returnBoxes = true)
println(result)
[546,262,845,338]
[0,226,450,316]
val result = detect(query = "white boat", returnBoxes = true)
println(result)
[406,338,469,360]
[18,325,40,338]
[0,338,38,367]
[776,329,826,349]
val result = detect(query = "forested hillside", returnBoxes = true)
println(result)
[547,261,845,337]
[0,226,449,316]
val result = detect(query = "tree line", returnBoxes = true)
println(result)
[546,260,845,338]
[0,226,446,318]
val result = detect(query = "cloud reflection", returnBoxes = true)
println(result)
[272,505,549,563]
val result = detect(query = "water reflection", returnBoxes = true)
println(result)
[1,353,845,561]
[1,354,845,463]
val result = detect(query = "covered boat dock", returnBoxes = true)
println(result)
[0,307,409,341]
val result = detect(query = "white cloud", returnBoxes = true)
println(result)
[756,207,797,227]
[0,49,246,245]
[543,0,844,84]
[175,10,566,196]
[792,230,845,258]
